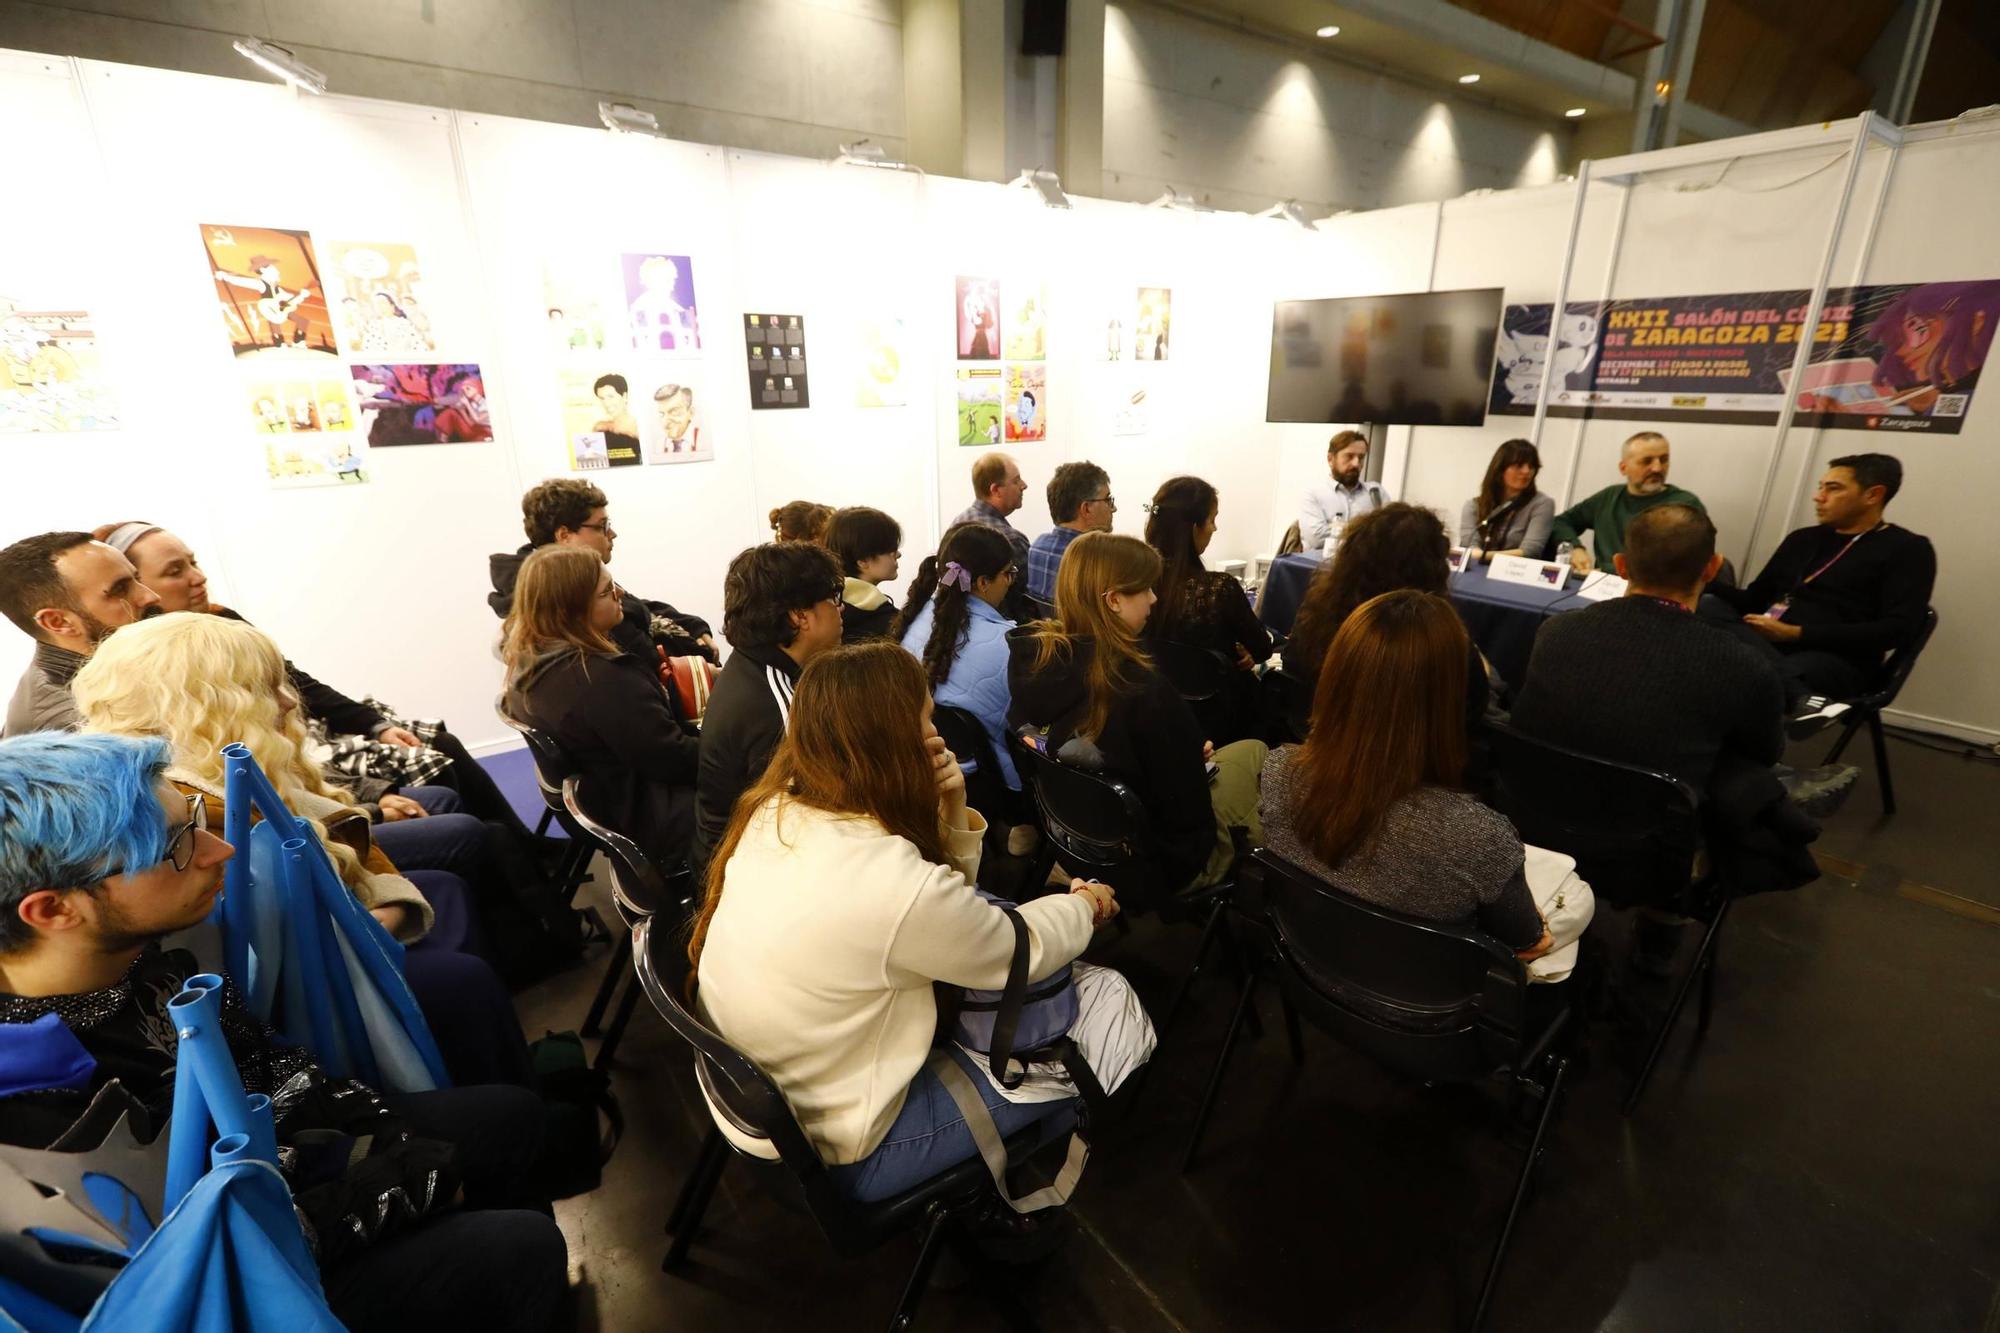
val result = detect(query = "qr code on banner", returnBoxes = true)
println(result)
[1935,394,1968,417]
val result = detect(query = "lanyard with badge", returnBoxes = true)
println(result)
[1764,525,1878,621]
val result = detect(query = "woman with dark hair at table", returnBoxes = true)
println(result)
[1282,503,1489,735]
[1459,439,1556,561]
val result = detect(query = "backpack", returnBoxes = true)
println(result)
[528,1030,622,1200]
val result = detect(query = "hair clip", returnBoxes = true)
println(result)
[941,560,973,592]
[1139,502,1158,515]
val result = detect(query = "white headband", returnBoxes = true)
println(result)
[101,523,161,555]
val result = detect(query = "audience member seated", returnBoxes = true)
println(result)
[693,542,847,876]
[1549,430,1704,575]
[0,732,566,1332]
[769,500,833,544]
[1460,438,1557,561]
[950,452,1033,571]
[1510,504,1842,905]
[1008,532,1266,894]
[488,478,715,666]
[92,520,531,845]
[1026,461,1114,603]
[504,546,699,872]
[1260,589,1563,964]
[1144,475,1272,743]
[826,506,904,642]
[1298,430,1390,553]
[1703,453,1936,719]
[0,532,159,737]
[1285,504,1491,728]
[71,613,530,1087]
[894,523,1030,843]
[691,642,1141,1202]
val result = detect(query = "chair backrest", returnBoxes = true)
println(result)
[1010,737,1161,893]
[1485,720,1701,911]
[1251,850,1528,1082]
[562,773,694,926]
[631,915,864,1238]
[1264,667,1314,742]
[1276,521,1303,556]
[1150,639,1229,704]
[492,694,571,813]
[1859,606,1937,709]
[931,704,1009,833]
[1024,593,1057,622]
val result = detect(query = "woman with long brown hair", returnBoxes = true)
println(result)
[690,642,1135,1202]
[1458,438,1555,560]
[1260,589,1552,956]
[1008,531,1266,893]
[503,545,699,868]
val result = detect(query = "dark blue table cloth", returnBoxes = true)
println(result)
[1256,552,1590,689]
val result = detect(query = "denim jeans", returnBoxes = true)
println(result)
[828,1047,1076,1203]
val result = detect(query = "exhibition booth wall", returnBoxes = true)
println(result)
[2,48,1992,752]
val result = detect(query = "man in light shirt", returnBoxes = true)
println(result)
[1299,430,1390,551]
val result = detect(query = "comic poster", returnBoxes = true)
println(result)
[623,253,701,353]
[559,368,640,469]
[1488,279,2000,434]
[957,367,1002,446]
[0,299,117,433]
[1134,286,1172,361]
[251,378,367,487]
[1004,363,1045,442]
[1006,284,1047,360]
[956,276,1001,360]
[856,315,907,408]
[349,363,491,447]
[199,223,337,358]
[642,370,709,464]
[1112,382,1150,436]
[744,313,809,410]
[544,259,609,354]
[324,240,435,358]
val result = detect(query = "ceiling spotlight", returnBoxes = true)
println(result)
[232,38,326,95]
[1013,168,1072,209]
[1148,188,1214,213]
[1315,25,1340,38]
[1565,107,1586,118]
[1458,73,1481,85]
[598,101,661,135]
[1256,199,1317,230]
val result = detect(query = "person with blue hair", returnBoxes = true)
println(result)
[0,731,568,1333]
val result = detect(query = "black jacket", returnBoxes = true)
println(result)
[692,643,801,875]
[506,647,699,871]
[840,578,900,643]
[487,544,716,665]
[1006,630,1213,892]
[211,606,385,737]
[1712,521,1936,677]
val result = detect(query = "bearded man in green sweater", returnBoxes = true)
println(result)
[1551,430,1705,574]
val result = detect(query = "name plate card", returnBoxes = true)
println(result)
[1487,554,1572,591]
[1573,571,1629,602]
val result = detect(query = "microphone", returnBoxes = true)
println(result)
[1478,494,1524,544]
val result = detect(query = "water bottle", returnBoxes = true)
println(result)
[1553,541,1572,569]
[1322,516,1345,558]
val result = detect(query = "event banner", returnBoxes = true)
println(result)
[1489,280,2000,434]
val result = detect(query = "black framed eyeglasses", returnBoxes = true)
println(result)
[579,521,616,536]
[163,793,208,872]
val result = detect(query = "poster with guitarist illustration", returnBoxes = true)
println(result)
[199,223,337,359]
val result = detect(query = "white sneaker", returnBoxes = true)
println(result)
[1785,697,1852,740]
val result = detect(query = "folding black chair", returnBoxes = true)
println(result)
[1485,721,1712,1114]
[1182,849,1571,1333]
[930,704,1013,861]
[561,774,694,1069]
[631,916,1064,1332]
[1821,606,1937,816]
[493,697,600,907]
[1263,666,1314,743]
[1149,639,1234,741]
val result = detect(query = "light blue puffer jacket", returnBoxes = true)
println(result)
[900,595,1021,790]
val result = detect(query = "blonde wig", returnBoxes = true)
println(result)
[72,612,372,880]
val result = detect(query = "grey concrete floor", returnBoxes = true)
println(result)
[514,732,2000,1332]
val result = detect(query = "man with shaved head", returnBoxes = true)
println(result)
[1548,431,1706,575]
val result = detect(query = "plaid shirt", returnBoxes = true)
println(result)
[1026,525,1084,602]
[950,501,1031,567]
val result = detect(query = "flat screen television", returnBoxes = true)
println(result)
[1267,288,1503,427]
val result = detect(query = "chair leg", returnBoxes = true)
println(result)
[1279,990,1306,1067]
[1623,899,1733,1116]
[593,975,644,1070]
[533,808,554,838]
[665,1127,727,1237]
[663,1131,730,1269]
[1157,897,1229,1039]
[1472,1055,1569,1333]
[886,1201,958,1332]
[1180,969,1261,1174]
[1822,713,1863,764]
[1696,916,1723,1036]
[578,934,632,1038]
[1868,712,1896,815]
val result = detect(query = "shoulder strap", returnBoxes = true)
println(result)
[986,907,1031,1089]
[928,1050,1087,1215]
